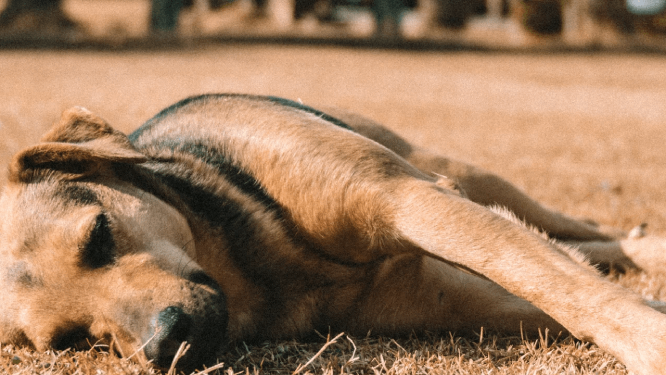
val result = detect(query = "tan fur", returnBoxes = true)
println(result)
[2,95,666,374]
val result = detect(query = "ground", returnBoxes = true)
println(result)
[1,46,666,374]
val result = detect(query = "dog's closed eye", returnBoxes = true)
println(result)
[79,213,116,269]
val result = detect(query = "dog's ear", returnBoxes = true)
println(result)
[8,107,147,183]
[41,106,132,144]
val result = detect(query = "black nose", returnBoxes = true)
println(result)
[144,306,193,368]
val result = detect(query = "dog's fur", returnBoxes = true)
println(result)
[2,94,666,373]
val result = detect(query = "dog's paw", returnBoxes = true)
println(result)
[433,173,467,198]
[621,232,666,275]
[628,223,648,239]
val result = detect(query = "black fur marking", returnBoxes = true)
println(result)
[16,160,94,184]
[113,163,292,282]
[129,93,352,223]
[114,163,372,270]
[148,171,270,271]
[145,170,290,322]
[154,140,281,216]
[129,94,352,143]
[55,185,100,206]
[5,262,42,287]
[263,96,353,130]
[80,213,116,269]
[188,270,222,290]
[130,94,213,141]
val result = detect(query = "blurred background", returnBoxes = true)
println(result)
[1,0,666,47]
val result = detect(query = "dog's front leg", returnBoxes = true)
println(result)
[391,178,666,375]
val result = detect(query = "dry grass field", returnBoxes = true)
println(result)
[1,46,666,374]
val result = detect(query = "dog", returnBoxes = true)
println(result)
[2,93,666,374]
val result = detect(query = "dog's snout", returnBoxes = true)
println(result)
[144,306,193,368]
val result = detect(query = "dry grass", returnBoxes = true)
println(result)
[217,332,632,375]
[2,46,666,374]
[0,331,632,374]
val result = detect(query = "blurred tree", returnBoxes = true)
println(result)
[0,0,79,32]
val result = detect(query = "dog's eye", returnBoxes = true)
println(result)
[80,213,115,269]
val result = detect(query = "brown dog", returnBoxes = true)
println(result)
[1,94,666,373]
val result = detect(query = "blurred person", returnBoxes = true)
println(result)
[150,0,184,33]
[522,0,562,34]
[244,0,337,26]
[150,0,232,35]
[436,0,474,29]
[373,0,403,38]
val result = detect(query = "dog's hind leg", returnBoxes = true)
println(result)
[391,140,666,275]
[403,150,621,242]
[325,108,620,242]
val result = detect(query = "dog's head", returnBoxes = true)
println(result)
[0,108,228,371]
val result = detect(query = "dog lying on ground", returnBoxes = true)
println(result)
[2,94,666,374]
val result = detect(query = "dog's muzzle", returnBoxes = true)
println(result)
[143,274,228,371]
